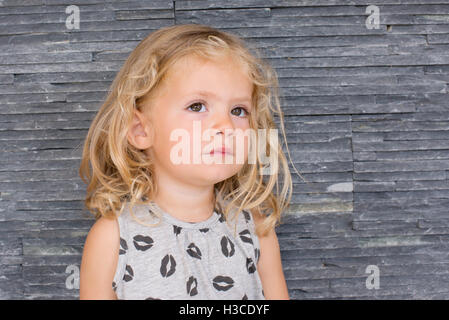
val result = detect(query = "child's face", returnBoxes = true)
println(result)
[140,54,253,186]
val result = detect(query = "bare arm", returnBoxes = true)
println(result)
[251,209,290,300]
[79,216,120,300]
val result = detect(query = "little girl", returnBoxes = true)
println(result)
[79,24,293,300]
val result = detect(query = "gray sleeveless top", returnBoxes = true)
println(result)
[112,201,265,300]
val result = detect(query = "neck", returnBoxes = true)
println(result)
[149,170,217,223]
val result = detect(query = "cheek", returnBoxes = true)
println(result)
[234,124,251,159]
[161,123,196,163]
[152,119,179,157]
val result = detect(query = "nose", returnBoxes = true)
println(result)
[210,108,235,138]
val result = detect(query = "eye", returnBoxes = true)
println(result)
[231,107,250,118]
[187,102,207,113]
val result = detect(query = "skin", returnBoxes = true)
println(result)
[79,53,289,300]
[128,53,253,222]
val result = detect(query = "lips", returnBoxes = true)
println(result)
[212,275,234,291]
[209,147,233,155]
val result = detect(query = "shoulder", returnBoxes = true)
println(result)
[249,208,274,238]
[247,209,279,265]
[84,215,120,248]
[248,208,290,299]
[80,216,120,299]
[248,208,277,252]
[249,208,265,227]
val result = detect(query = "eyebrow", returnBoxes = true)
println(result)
[189,90,252,104]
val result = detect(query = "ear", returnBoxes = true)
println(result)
[127,109,154,150]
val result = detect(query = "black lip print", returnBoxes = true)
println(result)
[133,234,154,251]
[160,254,176,277]
[212,275,234,291]
[239,229,253,245]
[220,235,235,257]
[255,248,260,264]
[199,228,209,233]
[145,296,161,300]
[218,213,225,223]
[262,289,265,297]
[112,281,117,291]
[246,257,256,273]
[242,210,251,222]
[147,209,157,218]
[186,276,198,296]
[242,293,248,300]
[186,242,202,259]
[123,264,134,282]
[119,237,128,255]
[173,225,182,236]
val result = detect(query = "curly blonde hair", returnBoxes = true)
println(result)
[79,24,299,237]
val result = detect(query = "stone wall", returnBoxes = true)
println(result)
[1,1,449,299]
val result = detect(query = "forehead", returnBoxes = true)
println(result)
[170,52,250,76]
[162,54,253,98]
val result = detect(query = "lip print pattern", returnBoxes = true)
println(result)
[133,234,154,251]
[160,254,176,277]
[242,210,251,223]
[119,237,128,255]
[186,276,198,296]
[239,229,253,245]
[123,264,134,282]
[147,209,158,218]
[246,257,256,274]
[186,242,202,259]
[173,225,182,236]
[114,203,267,299]
[212,275,234,291]
[220,235,235,257]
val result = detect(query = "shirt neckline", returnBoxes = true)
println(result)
[146,201,221,229]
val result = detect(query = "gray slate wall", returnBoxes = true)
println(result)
[1,0,449,300]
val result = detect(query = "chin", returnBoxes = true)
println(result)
[196,164,242,184]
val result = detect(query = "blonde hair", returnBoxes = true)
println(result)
[79,24,302,237]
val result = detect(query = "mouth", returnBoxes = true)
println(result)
[207,147,233,156]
